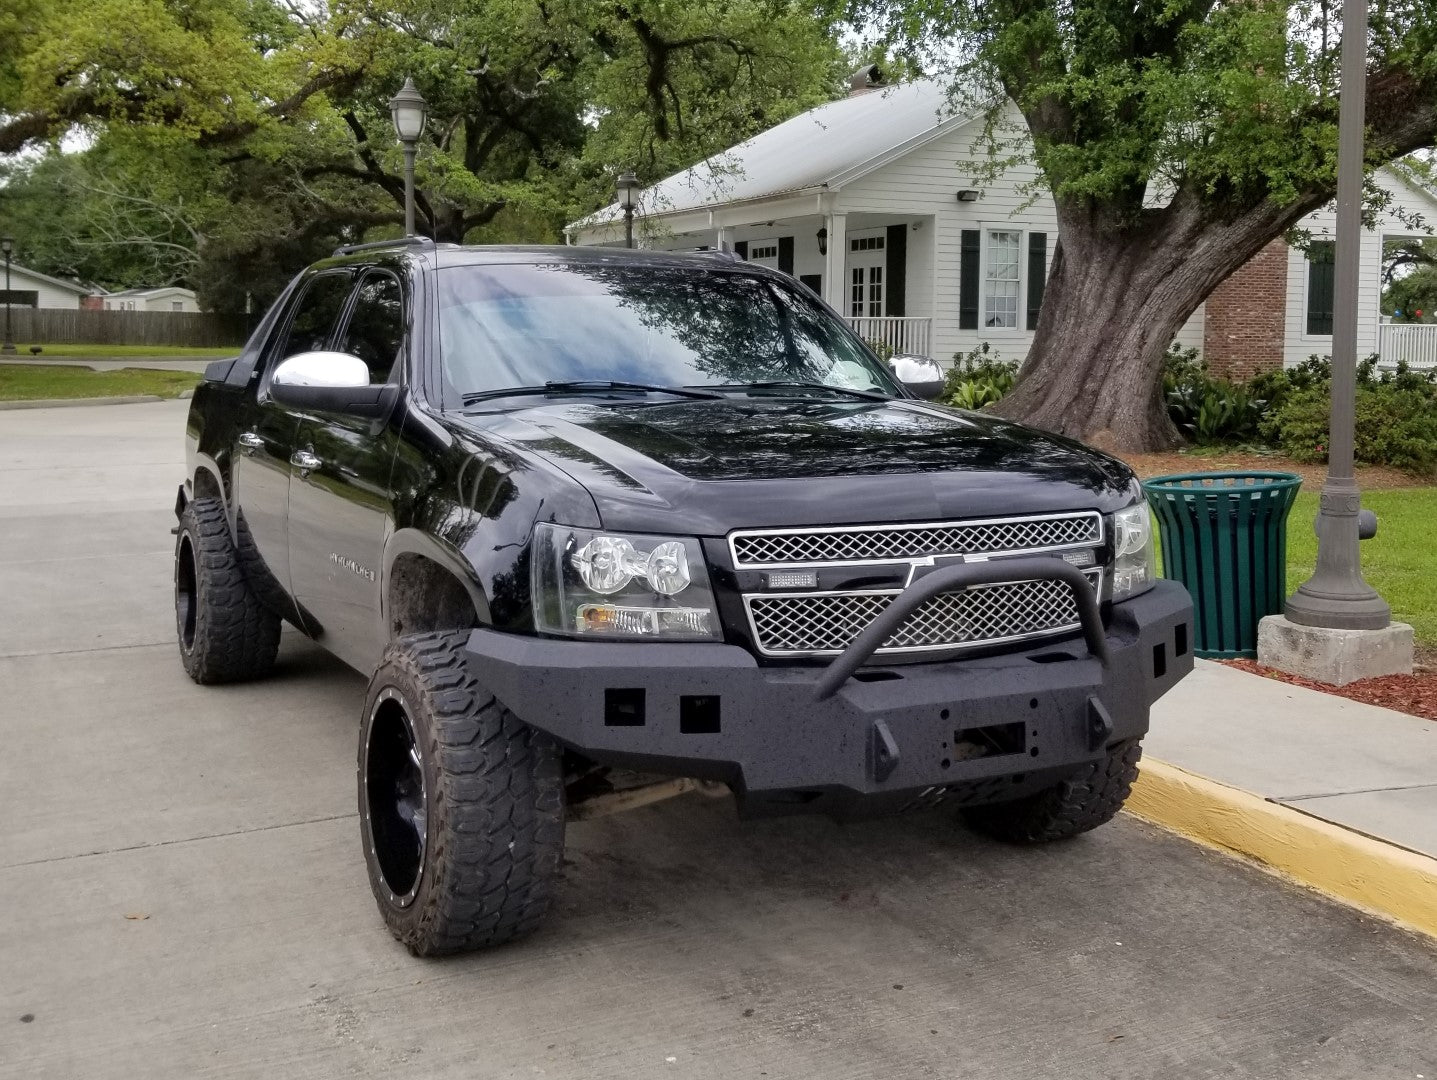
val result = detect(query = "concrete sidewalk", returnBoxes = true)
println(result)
[1148,659,1437,859]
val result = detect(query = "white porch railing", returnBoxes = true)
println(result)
[1376,322,1437,371]
[847,316,934,358]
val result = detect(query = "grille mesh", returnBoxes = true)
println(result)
[731,514,1101,566]
[746,572,1099,656]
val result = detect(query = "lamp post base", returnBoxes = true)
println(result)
[1257,615,1413,686]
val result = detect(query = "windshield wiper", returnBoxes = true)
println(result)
[463,380,725,405]
[702,380,895,402]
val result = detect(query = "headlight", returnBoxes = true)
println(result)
[531,523,721,640]
[1111,501,1157,601]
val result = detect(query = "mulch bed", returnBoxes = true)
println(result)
[1122,450,1420,490]
[1221,654,1437,722]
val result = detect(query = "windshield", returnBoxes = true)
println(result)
[435,262,905,403]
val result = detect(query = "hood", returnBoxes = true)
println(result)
[459,397,1137,534]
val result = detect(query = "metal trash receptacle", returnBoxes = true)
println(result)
[1143,471,1302,658]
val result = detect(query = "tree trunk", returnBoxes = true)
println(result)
[992,193,1325,453]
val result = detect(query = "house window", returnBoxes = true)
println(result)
[748,243,778,261]
[1306,240,1335,336]
[171,301,183,311]
[984,230,1021,328]
[850,235,885,252]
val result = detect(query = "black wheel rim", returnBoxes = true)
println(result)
[175,534,197,652]
[364,689,427,906]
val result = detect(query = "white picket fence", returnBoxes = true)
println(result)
[847,316,933,358]
[1376,322,1437,371]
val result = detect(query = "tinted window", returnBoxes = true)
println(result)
[275,273,353,360]
[337,272,405,384]
[436,264,902,400]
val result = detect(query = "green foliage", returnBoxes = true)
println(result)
[1161,346,1268,445]
[942,343,1018,410]
[1260,360,1437,475]
[0,0,847,308]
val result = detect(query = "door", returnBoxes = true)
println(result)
[229,270,355,620]
[287,268,408,671]
[847,231,886,319]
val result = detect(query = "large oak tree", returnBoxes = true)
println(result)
[855,0,1437,451]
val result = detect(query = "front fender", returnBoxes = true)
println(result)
[382,529,492,627]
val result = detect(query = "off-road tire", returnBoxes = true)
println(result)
[962,738,1143,844]
[359,632,565,957]
[174,496,281,684]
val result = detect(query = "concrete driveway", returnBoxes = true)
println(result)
[2,400,1436,1080]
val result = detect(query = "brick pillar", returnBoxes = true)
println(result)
[80,294,104,310]
[1202,239,1289,381]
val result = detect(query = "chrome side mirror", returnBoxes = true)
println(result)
[269,351,396,417]
[891,353,944,400]
[272,350,370,389]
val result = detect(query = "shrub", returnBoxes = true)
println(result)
[942,343,1018,410]
[1262,372,1437,475]
[1162,345,1268,444]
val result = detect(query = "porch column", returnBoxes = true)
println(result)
[716,225,734,253]
[823,213,847,313]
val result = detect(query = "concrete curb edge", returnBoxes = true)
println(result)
[0,394,166,411]
[1128,758,1437,940]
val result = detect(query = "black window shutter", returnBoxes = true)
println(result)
[778,236,794,275]
[1026,233,1048,330]
[799,273,822,295]
[885,224,907,318]
[1307,241,1335,336]
[733,240,748,260]
[959,230,980,330]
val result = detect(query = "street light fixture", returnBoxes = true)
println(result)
[1283,0,1392,632]
[2,236,14,355]
[616,172,640,248]
[389,77,428,236]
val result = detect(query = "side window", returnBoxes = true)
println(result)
[273,273,354,363]
[337,272,406,384]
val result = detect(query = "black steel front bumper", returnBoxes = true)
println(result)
[465,567,1193,818]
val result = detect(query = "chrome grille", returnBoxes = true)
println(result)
[745,570,1101,657]
[730,513,1102,567]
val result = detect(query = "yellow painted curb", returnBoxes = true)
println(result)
[1127,758,1437,940]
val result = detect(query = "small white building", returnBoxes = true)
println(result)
[0,263,94,309]
[103,286,201,313]
[567,73,1437,376]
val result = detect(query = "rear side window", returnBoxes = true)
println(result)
[274,273,354,361]
[337,272,406,384]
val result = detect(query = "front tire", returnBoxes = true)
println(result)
[174,496,281,684]
[962,738,1143,844]
[359,632,565,956]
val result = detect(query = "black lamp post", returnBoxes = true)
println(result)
[2,236,14,355]
[616,172,640,248]
[388,78,428,236]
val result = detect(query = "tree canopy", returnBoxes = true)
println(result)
[0,0,849,310]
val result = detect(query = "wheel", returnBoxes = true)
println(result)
[962,738,1143,844]
[359,632,566,956]
[174,496,281,684]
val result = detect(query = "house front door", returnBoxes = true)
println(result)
[847,231,886,318]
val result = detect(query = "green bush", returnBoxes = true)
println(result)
[1261,364,1437,475]
[1162,345,1268,444]
[942,343,1018,410]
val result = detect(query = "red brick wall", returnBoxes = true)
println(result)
[79,294,104,310]
[1202,239,1288,381]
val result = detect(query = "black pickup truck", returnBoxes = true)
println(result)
[175,240,1193,955]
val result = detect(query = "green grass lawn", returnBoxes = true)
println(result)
[11,344,237,358]
[0,365,201,401]
[1283,489,1437,646]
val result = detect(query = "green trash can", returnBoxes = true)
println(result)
[1142,471,1302,658]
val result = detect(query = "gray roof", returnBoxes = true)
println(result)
[5,262,93,295]
[570,80,971,229]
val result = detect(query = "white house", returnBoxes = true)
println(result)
[567,72,1437,376]
[102,286,201,312]
[0,262,95,309]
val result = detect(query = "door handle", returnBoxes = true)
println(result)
[237,432,263,455]
[290,449,321,474]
